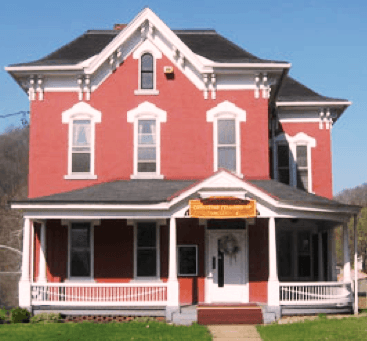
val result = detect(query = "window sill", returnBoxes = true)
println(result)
[64,278,96,283]
[130,278,163,283]
[130,174,164,180]
[64,174,98,180]
[134,89,160,96]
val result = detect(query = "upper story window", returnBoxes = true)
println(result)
[62,102,102,180]
[127,102,167,179]
[141,53,154,89]
[207,101,246,177]
[133,40,162,95]
[274,132,316,192]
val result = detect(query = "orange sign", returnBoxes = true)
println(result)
[189,197,257,219]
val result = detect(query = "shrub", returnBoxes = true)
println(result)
[30,312,61,324]
[10,308,30,323]
[0,308,9,321]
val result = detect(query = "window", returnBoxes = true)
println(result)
[177,245,198,276]
[138,119,156,172]
[217,119,236,172]
[141,53,153,89]
[127,101,166,179]
[62,102,101,180]
[274,132,316,192]
[135,222,159,278]
[207,101,246,177]
[68,222,93,279]
[133,40,162,95]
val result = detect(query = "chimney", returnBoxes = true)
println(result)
[114,24,127,31]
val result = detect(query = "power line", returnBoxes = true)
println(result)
[0,111,29,127]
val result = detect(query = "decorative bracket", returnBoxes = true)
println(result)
[77,75,92,101]
[254,74,270,99]
[203,74,209,100]
[210,74,216,99]
[28,75,44,101]
[319,108,333,130]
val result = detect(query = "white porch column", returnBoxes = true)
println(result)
[268,217,279,306]
[343,222,351,283]
[167,217,179,308]
[318,232,324,281]
[38,221,47,283]
[354,215,359,315]
[19,218,32,309]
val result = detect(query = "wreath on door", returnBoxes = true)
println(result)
[218,234,240,263]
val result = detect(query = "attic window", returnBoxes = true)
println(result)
[141,53,154,90]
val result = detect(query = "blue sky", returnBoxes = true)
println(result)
[0,0,366,194]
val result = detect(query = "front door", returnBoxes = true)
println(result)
[207,230,248,303]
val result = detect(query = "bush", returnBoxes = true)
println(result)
[10,308,30,323]
[0,308,9,321]
[30,312,61,324]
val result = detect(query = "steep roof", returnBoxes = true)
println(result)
[277,76,348,103]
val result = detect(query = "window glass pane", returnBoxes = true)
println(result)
[138,147,156,161]
[218,146,236,172]
[278,145,289,168]
[138,120,156,144]
[178,246,197,276]
[71,251,91,277]
[296,145,307,168]
[137,249,157,277]
[278,169,290,185]
[218,120,235,145]
[137,223,156,247]
[141,73,153,89]
[138,162,156,173]
[297,169,309,191]
[72,153,90,173]
[141,54,153,71]
[71,227,90,248]
[73,120,91,147]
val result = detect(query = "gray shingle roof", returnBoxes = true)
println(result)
[277,76,348,103]
[14,178,358,212]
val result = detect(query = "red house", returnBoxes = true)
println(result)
[7,8,360,324]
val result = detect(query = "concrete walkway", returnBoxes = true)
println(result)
[207,325,263,341]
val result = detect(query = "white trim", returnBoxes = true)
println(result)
[177,244,198,276]
[276,101,351,107]
[62,102,102,179]
[207,101,246,177]
[274,132,316,192]
[67,221,96,281]
[127,102,166,178]
[133,40,162,94]
[133,221,161,280]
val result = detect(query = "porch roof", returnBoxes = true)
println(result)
[12,178,359,212]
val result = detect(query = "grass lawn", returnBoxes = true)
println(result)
[0,321,212,340]
[257,316,367,341]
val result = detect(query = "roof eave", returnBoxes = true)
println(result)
[276,101,352,107]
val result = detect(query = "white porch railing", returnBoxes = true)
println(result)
[31,283,168,306]
[279,282,352,306]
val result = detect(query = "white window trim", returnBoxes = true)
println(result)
[133,221,161,281]
[133,40,162,95]
[62,102,101,180]
[274,132,316,192]
[177,244,198,277]
[207,101,246,178]
[66,220,99,282]
[127,101,166,179]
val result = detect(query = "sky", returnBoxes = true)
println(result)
[0,0,366,195]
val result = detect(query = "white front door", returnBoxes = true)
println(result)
[207,229,248,303]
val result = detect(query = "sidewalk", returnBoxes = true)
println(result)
[207,325,263,341]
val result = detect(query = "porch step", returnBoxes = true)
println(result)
[197,304,263,325]
[172,305,198,326]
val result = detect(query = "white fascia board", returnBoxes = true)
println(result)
[86,8,204,75]
[276,101,352,107]
[209,62,291,69]
[5,64,84,73]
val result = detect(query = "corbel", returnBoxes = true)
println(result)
[325,108,332,130]
[37,76,44,101]
[148,22,155,39]
[28,75,36,101]
[319,109,325,129]
[84,75,91,101]
[77,75,84,101]
[203,74,209,100]
[140,21,149,40]
[262,73,270,99]
[174,48,185,69]
[254,74,260,99]
[210,73,216,100]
